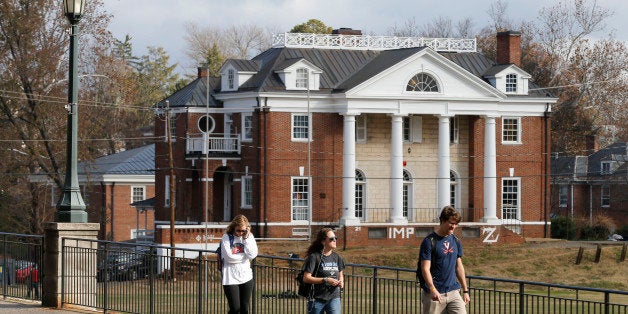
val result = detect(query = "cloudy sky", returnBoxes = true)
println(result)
[103,0,627,76]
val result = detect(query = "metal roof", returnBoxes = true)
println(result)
[79,144,155,176]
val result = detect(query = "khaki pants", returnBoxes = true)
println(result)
[421,289,466,314]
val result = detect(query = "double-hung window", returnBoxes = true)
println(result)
[502,178,520,220]
[502,117,521,144]
[242,113,253,142]
[291,177,309,221]
[241,176,253,208]
[292,114,310,141]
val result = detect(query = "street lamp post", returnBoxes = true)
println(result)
[56,0,87,223]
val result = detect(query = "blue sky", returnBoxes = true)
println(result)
[103,0,627,76]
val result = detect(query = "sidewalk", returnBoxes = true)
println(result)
[0,298,92,313]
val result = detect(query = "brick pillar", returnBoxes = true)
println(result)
[43,222,99,308]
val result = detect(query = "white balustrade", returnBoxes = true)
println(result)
[272,33,476,52]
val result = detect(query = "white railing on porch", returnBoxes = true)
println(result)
[272,33,477,52]
[186,134,241,155]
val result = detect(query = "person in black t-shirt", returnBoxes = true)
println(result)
[302,227,345,314]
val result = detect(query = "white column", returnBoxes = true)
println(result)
[340,114,360,226]
[390,114,407,224]
[483,115,500,223]
[437,115,452,210]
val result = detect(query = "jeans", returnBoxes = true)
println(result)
[223,279,254,314]
[307,298,341,314]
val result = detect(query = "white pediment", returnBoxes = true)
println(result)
[345,49,503,100]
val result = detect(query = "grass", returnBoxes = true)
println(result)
[257,240,628,291]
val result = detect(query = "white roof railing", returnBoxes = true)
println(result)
[272,33,476,52]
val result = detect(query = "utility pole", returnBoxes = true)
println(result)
[166,100,176,281]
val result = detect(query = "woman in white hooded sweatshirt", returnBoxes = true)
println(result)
[221,214,258,313]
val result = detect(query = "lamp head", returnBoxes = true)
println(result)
[63,0,85,23]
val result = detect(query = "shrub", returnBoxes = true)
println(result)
[551,216,576,240]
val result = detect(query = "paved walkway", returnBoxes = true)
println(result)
[0,298,94,313]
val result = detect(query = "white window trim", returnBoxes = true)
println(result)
[241,175,253,209]
[165,175,175,207]
[601,185,610,207]
[242,113,253,142]
[291,176,310,223]
[291,113,311,142]
[402,169,414,220]
[558,185,568,208]
[505,73,517,93]
[131,186,146,204]
[355,169,367,221]
[295,68,309,89]
[356,115,367,143]
[501,177,521,221]
[501,117,521,144]
[450,116,459,144]
[403,116,422,143]
[600,161,612,175]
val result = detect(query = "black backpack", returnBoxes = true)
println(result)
[295,253,321,298]
[416,234,460,285]
[216,234,235,272]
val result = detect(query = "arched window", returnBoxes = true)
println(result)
[403,170,413,219]
[406,73,439,92]
[355,170,366,220]
[450,170,459,209]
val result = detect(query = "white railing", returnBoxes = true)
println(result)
[272,33,476,52]
[186,134,241,155]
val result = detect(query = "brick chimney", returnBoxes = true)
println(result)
[332,28,362,35]
[198,67,209,78]
[496,31,522,67]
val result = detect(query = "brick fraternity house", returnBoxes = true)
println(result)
[551,141,627,231]
[153,30,556,251]
[30,144,156,242]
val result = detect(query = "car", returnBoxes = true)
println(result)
[97,252,156,282]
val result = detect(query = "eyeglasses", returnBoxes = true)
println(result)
[235,229,247,233]
[328,236,337,242]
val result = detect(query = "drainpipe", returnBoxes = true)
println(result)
[543,103,550,237]
[110,182,115,241]
[257,97,269,238]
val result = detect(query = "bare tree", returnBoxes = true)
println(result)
[184,22,277,74]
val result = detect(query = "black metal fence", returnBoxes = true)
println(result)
[0,232,44,301]
[55,238,628,314]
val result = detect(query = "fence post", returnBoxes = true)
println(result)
[102,242,108,312]
[252,258,257,314]
[149,246,155,314]
[594,244,602,263]
[197,252,203,314]
[2,234,6,297]
[575,247,584,265]
[519,282,525,314]
[620,243,626,262]
[372,267,378,314]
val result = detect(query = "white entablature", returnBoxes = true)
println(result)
[272,33,477,52]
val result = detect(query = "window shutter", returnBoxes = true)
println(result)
[411,116,422,143]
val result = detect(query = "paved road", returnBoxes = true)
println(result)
[0,298,91,313]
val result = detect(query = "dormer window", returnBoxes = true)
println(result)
[406,73,439,92]
[227,69,235,89]
[296,68,309,88]
[506,73,517,93]
[275,59,322,91]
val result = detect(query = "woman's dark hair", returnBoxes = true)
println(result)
[306,227,333,256]
[439,205,462,223]
[226,214,250,235]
